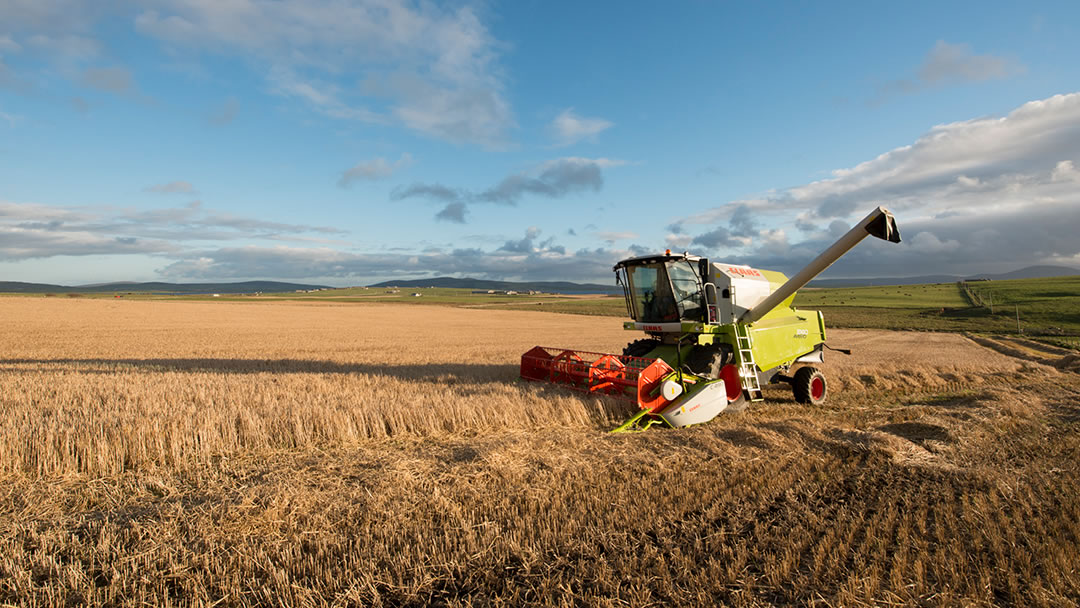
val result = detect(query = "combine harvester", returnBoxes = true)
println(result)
[521,207,901,431]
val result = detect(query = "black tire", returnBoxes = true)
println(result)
[685,344,733,379]
[622,339,661,358]
[792,366,827,405]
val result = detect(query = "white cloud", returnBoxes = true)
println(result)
[594,231,637,242]
[0,107,21,126]
[0,3,107,90]
[875,40,1024,103]
[1051,160,1077,182]
[909,231,960,253]
[664,234,693,250]
[135,0,513,145]
[0,201,91,222]
[157,238,628,284]
[339,153,413,186]
[669,92,1080,276]
[267,66,384,124]
[541,156,627,170]
[784,93,1080,217]
[0,198,347,262]
[393,83,512,146]
[0,36,21,53]
[27,33,101,59]
[0,1,100,34]
[5,2,512,143]
[0,192,844,283]
[80,66,133,93]
[919,41,1023,84]
[206,96,239,126]
[144,181,196,194]
[955,175,981,188]
[550,108,613,146]
[0,225,177,260]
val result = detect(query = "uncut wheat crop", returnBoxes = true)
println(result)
[1,298,647,477]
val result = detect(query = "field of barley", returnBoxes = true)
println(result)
[2,298,1079,606]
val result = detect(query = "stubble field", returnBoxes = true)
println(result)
[1,298,1078,606]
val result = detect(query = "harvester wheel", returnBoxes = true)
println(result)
[686,344,732,379]
[622,339,660,358]
[792,366,827,405]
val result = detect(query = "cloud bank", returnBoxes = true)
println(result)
[0,199,345,261]
[157,227,624,284]
[669,92,1080,277]
[134,0,514,145]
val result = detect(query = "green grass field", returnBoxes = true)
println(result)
[794,277,1080,336]
[795,282,969,309]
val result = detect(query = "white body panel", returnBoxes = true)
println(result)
[660,381,729,427]
[708,264,774,324]
[661,379,684,401]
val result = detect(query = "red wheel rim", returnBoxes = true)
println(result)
[811,377,825,400]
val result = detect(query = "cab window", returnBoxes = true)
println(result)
[626,263,679,323]
[667,261,704,321]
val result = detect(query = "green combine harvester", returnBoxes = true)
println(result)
[521,206,901,431]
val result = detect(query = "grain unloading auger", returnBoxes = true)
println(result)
[521,206,901,432]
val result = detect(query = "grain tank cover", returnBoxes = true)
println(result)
[709,264,785,324]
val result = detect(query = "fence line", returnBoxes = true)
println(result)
[958,281,986,307]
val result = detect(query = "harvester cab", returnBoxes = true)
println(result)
[521,206,901,431]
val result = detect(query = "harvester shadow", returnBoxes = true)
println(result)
[0,357,517,385]
[3,356,635,401]
[2,356,641,425]
[877,422,953,447]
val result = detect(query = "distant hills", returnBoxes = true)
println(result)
[0,280,330,294]
[2,265,1076,295]
[368,277,621,294]
[372,267,1080,293]
[807,265,1080,288]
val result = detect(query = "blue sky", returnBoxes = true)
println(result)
[1,1,1079,286]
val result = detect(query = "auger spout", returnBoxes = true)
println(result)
[740,206,901,324]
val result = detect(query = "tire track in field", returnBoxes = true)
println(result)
[966,333,1080,374]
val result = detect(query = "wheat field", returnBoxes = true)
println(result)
[1,298,1078,606]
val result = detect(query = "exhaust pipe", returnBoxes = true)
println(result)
[741,206,901,324]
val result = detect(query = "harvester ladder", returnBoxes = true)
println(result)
[734,324,764,401]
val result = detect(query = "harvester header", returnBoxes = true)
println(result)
[520,206,902,432]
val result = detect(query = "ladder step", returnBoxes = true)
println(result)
[735,325,763,400]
